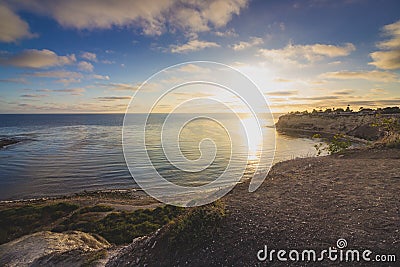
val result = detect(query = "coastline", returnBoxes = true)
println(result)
[0,188,160,211]
[1,146,399,266]
[276,127,370,144]
[109,146,400,266]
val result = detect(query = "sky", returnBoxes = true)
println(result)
[0,0,399,113]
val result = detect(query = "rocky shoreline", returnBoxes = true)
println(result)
[0,137,21,149]
[275,113,400,141]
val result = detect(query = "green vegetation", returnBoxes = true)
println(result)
[82,249,108,267]
[0,198,227,249]
[290,106,399,115]
[165,200,226,249]
[53,205,183,245]
[78,205,114,214]
[0,202,79,244]
[0,202,185,246]
[314,133,352,155]
[372,117,400,148]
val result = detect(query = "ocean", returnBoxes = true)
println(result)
[0,114,322,200]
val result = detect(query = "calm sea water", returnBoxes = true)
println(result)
[0,114,321,200]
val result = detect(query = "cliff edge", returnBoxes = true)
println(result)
[275,113,398,141]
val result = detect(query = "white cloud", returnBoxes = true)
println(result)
[369,88,388,95]
[321,70,398,83]
[81,52,97,62]
[0,49,76,68]
[38,88,85,95]
[26,70,83,79]
[369,50,400,70]
[11,0,248,35]
[259,42,355,65]
[369,20,400,70]
[90,74,110,80]
[170,39,220,53]
[78,61,94,72]
[231,37,263,51]
[25,70,83,84]
[98,83,140,91]
[0,4,36,42]
[311,43,355,57]
[178,64,210,73]
[214,28,238,37]
[377,20,400,50]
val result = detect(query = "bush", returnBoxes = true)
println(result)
[78,205,114,214]
[166,200,226,249]
[314,133,351,155]
[0,202,79,244]
[372,117,400,148]
[54,205,184,245]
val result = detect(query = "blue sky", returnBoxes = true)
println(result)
[0,0,399,113]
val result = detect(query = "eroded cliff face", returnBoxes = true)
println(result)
[275,113,388,140]
[0,231,110,267]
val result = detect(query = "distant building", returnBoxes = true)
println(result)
[358,108,375,115]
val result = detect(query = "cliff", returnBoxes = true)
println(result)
[275,113,394,141]
[0,231,110,266]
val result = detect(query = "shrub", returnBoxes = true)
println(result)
[314,133,351,155]
[54,205,184,245]
[371,117,400,148]
[0,202,79,244]
[166,200,226,249]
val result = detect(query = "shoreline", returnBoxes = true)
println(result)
[1,146,399,266]
[0,188,145,204]
[276,127,370,143]
[109,146,400,266]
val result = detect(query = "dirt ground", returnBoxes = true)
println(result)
[109,147,400,266]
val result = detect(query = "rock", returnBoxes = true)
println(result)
[0,231,110,267]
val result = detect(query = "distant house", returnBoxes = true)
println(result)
[358,108,375,115]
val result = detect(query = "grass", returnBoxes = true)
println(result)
[53,205,184,245]
[1,200,226,248]
[165,200,226,249]
[0,202,79,244]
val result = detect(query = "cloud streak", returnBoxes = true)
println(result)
[96,96,131,101]
[170,39,220,53]
[265,90,298,96]
[0,49,76,68]
[259,42,355,65]
[321,70,398,83]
